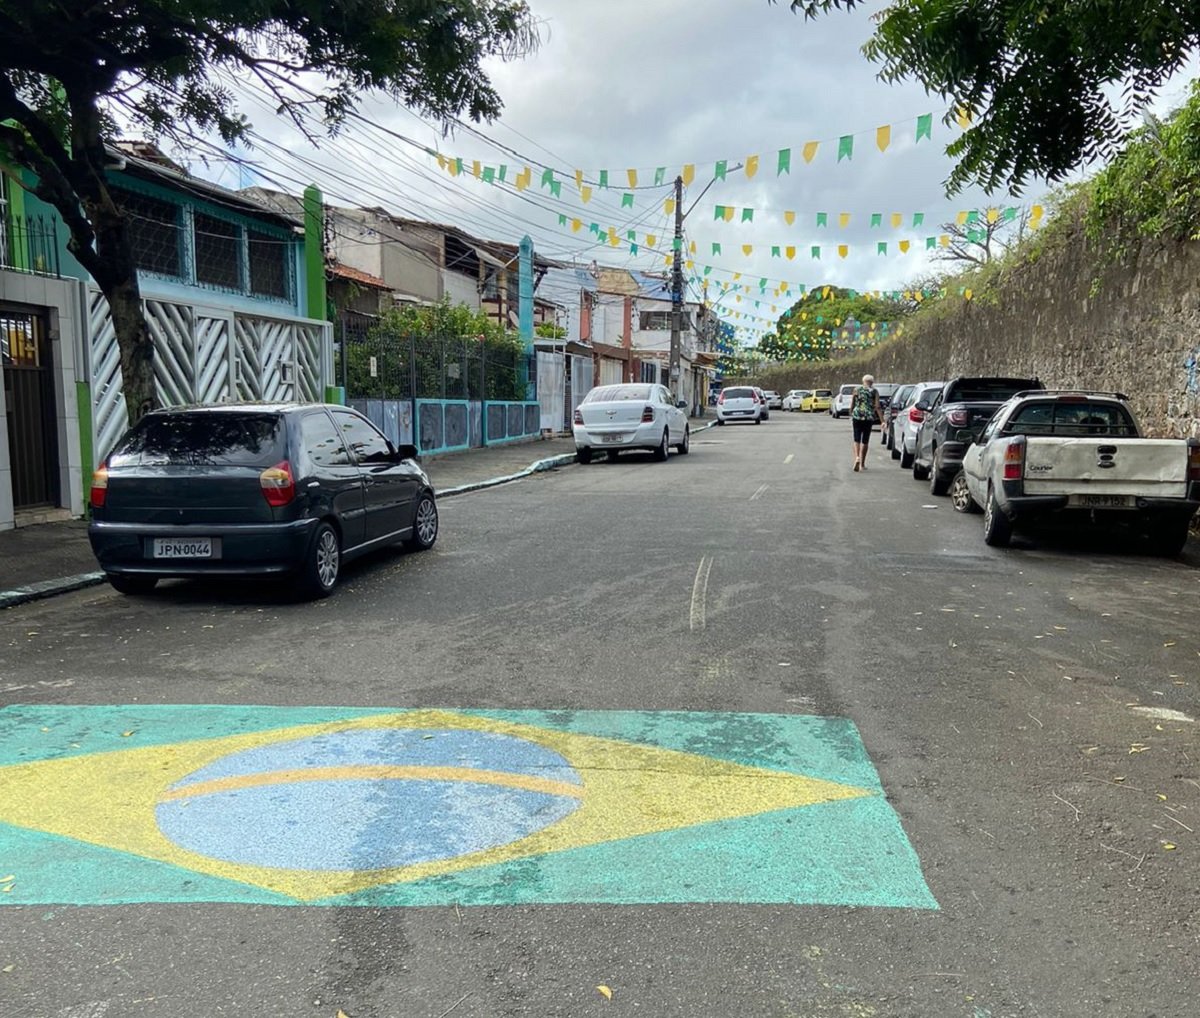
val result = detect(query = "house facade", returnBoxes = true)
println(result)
[0,144,332,531]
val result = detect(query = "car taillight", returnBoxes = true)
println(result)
[1187,441,1200,482]
[573,408,583,425]
[717,391,726,404]
[908,407,925,423]
[641,405,655,423]
[947,409,969,427]
[260,460,295,507]
[89,465,108,508]
[1003,439,1025,481]
[751,392,760,403]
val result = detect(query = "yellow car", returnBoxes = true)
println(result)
[802,389,833,413]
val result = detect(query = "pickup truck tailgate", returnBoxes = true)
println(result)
[1023,438,1188,497]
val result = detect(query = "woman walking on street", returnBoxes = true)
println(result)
[850,374,884,472]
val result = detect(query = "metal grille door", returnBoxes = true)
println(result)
[1,307,58,508]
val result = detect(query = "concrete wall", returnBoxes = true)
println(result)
[757,215,1200,439]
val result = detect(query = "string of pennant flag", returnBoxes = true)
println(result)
[431,108,973,195]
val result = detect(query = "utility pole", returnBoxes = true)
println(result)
[669,174,684,391]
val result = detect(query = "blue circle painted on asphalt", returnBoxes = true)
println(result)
[155,728,583,871]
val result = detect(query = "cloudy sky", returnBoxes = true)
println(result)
[191,0,1199,343]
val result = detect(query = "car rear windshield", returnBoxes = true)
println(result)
[585,385,652,402]
[1006,401,1138,437]
[839,385,856,395]
[814,389,832,398]
[723,387,755,399]
[946,379,1039,402]
[110,412,287,467]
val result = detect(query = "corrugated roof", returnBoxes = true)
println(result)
[329,262,389,290]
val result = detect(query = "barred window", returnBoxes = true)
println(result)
[115,188,181,277]
[639,310,690,331]
[194,213,240,289]
[248,230,288,298]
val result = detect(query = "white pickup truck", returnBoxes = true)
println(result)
[956,391,1200,554]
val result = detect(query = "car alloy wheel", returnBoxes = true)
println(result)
[654,429,670,461]
[950,471,979,513]
[407,494,439,551]
[301,522,341,599]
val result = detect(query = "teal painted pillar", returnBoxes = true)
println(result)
[303,185,326,322]
[518,235,534,352]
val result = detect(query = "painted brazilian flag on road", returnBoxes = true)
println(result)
[0,705,936,908]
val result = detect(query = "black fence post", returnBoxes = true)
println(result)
[481,344,488,447]
[409,333,418,453]
[339,319,348,394]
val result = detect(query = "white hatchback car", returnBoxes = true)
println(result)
[715,385,765,425]
[573,383,690,463]
[782,389,810,411]
[831,383,857,418]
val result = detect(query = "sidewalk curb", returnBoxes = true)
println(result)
[2,426,718,610]
[0,571,107,611]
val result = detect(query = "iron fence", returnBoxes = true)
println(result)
[337,318,532,403]
[1,214,60,278]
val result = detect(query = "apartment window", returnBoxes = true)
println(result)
[639,310,690,331]
[194,213,240,289]
[248,229,288,298]
[115,188,182,277]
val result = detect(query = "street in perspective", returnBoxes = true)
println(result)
[3,2,1200,1017]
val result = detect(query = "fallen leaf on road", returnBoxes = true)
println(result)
[337,1010,351,1018]
[1113,776,1126,782]
[1157,794,1168,801]
[0,876,13,883]
[1163,641,1176,647]
[1129,744,1150,754]
[2,964,13,973]
[597,985,613,1000]
[1163,842,1177,851]
[120,731,134,738]
[1053,626,1068,631]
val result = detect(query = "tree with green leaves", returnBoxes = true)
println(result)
[779,1,1200,194]
[0,0,537,426]
[767,287,910,362]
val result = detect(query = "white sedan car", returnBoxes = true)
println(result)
[573,383,690,463]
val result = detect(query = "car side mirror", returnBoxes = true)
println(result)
[676,399,688,409]
[914,400,931,412]
[394,443,419,462]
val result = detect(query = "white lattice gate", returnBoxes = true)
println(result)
[87,288,331,465]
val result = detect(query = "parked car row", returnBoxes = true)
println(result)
[778,388,833,413]
[877,377,1200,554]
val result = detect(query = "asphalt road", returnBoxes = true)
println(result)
[2,412,1198,1018]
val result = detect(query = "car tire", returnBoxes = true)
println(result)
[676,426,690,455]
[912,455,930,481]
[108,574,158,596]
[716,419,726,426]
[983,487,1013,547]
[300,521,341,599]
[606,449,621,461]
[899,444,914,469]
[753,417,762,425]
[1148,521,1190,557]
[576,447,593,464]
[929,458,951,496]
[891,441,901,461]
[405,492,439,552]
[950,471,981,513]
[654,429,670,461]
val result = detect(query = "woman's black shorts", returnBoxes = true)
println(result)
[852,418,874,443]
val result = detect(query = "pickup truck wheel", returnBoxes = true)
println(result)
[950,472,980,513]
[1149,521,1190,557]
[983,487,1013,547]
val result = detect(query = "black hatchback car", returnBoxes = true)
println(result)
[89,403,438,598]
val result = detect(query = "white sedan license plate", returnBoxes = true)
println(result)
[599,433,625,443]
[1071,494,1134,509]
[153,537,216,559]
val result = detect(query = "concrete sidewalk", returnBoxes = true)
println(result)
[0,435,578,608]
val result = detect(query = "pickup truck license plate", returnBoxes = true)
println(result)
[153,538,216,559]
[1071,494,1134,509]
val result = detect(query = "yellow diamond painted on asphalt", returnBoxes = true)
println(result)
[0,710,871,901]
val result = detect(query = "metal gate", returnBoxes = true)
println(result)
[537,351,564,432]
[564,353,594,430]
[1,306,58,509]
[88,288,331,465]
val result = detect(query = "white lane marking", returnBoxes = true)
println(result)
[784,453,795,464]
[689,556,713,631]
[749,484,769,501]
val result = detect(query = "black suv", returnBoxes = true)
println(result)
[912,376,1043,495]
[89,403,438,598]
